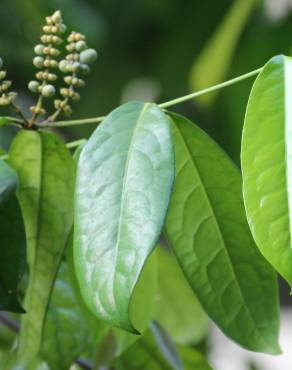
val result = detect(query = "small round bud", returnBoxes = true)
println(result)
[0,71,6,80]
[64,105,72,116]
[72,92,80,102]
[80,49,98,64]
[79,64,90,75]
[43,25,51,33]
[75,40,87,52]
[60,24,67,34]
[48,73,57,81]
[60,88,69,97]
[34,44,45,55]
[46,16,53,25]
[28,81,40,93]
[33,56,44,68]
[64,76,73,85]
[41,84,56,98]
[52,10,62,23]
[52,36,62,44]
[59,60,69,73]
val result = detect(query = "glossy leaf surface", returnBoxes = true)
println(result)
[164,113,280,354]
[155,246,208,345]
[74,101,174,332]
[9,131,75,362]
[0,160,25,312]
[242,55,292,287]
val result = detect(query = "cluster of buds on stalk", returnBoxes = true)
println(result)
[0,57,17,107]
[54,31,98,117]
[28,10,66,117]
[26,10,98,124]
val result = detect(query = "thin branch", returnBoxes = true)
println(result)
[159,67,262,109]
[35,66,262,129]
[0,312,19,333]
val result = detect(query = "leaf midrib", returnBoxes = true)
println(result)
[112,102,150,325]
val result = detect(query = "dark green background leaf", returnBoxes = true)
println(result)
[0,159,25,312]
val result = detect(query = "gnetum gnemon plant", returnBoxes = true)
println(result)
[0,9,290,370]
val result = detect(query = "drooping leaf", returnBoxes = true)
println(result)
[164,112,280,354]
[0,159,25,312]
[74,101,174,332]
[242,55,292,287]
[40,262,90,370]
[155,245,208,345]
[189,0,259,107]
[8,131,75,363]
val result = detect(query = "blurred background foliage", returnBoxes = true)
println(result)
[0,0,291,294]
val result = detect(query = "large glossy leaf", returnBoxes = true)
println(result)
[155,245,208,345]
[74,101,174,332]
[189,0,259,107]
[0,159,25,312]
[8,131,75,363]
[241,55,292,287]
[164,112,280,354]
[40,262,89,370]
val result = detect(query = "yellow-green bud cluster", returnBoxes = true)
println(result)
[0,57,16,106]
[55,31,97,116]
[29,10,66,116]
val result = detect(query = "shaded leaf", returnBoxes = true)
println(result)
[9,131,75,362]
[189,0,259,107]
[242,55,292,287]
[164,112,280,354]
[0,159,25,312]
[74,101,174,332]
[155,245,208,345]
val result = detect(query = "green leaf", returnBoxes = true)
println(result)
[0,159,25,312]
[154,246,208,345]
[94,251,158,366]
[0,117,12,127]
[40,262,90,370]
[8,131,75,363]
[74,101,174,332]
[242,55,292,287]
[164,112,280,354]
[189,0,259,107]
[178,347,213,370]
